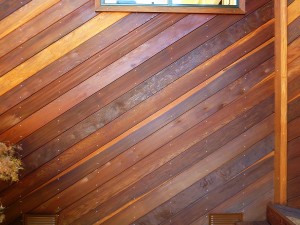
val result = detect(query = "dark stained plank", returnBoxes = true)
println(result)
[102,157,274,225]
[0,0,98,77]
[288,57,300,94]
[164,158,274,225]
[0,13,187,141]
[288,73,300,103]
[287,39,300,70]
[0,0,32,21]
[14,0,276,156]
[0,0,273,136]
[288,17,300,44]
[1,41,273,219]
[0,13,207,136]
[0,0,273,117]
[243,190,274,221]
[0,47,278,223]
[288,117,300,141]
[287,73,300,209]
[56,74,276,224]
[288,156,300,180]
[288,196,300,209]
[14,3,274,157]
[20,39,275,174]
[288,176,300,200]
[288,137,300,160]
[0,0,299,225]
[0,0,89,58]
[0,13,132,98]
[72,101,273,224]
[36,77,275,215]
[0,12,157,115]
[0,34,276,206]
[0,6,277,195]
[193,172,273,225]
[288,97,300,122]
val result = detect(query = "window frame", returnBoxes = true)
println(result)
[95,0,245,14]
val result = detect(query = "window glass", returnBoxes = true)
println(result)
[102,0,238,6]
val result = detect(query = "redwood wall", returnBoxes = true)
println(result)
[0,0,299,224]
[287,0,300,208]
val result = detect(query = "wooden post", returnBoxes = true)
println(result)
[274,0,288,204]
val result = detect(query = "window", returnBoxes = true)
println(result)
[95,0,245,14]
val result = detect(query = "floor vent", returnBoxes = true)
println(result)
[23,214,58,225]
[209,213,243,225]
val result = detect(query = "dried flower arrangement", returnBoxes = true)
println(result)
[0,204,4,224]
[0,142,23,223]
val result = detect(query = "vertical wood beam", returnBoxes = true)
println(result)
[274,0,288,204]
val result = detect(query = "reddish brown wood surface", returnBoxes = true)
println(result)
[0,12,157,114]
[287,5,300,209]
[0,0,98,77]
[0,0,32,21]
[0,0,299,224]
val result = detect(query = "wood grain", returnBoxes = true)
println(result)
[191,171,273,225]
[99,157,274,225]
[0,0,59,40]
[12,6,274,155]
[0,0,32,21]
[0,0,97,77]
[8,22,277,196]
[0,14,208,135]
[36,60,275,217]
[58,76,276,224]
[0,0,90,58]
[6,2,274,150]
[274,0,288,204]
[1,44,272,210]
[0,12,156,115]
[0,12,129,96]
[2,0,299,224]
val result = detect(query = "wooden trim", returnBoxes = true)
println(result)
[267,204,297,225]
[95,0,245,14]
[274,0,288,204]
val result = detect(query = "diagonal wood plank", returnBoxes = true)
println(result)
[0,13,208,134]
[0,12,156,115]
[0,12,128,96]
[0,0,59,40]
[190,171,273,225]
[0,0,90,58]
[0,0,32,21]
[1,0,299,224]
[0,0,97,77]
[97,147,274,225]
[34,52,274,215]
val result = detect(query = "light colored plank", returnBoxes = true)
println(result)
[0,12,128,96]
[0,14,209,141]
[274,0,288,204]
[0,0,90,58]
[0,0,59,40]
[288,0,300,24]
